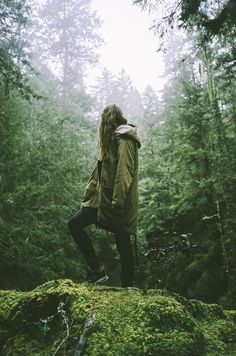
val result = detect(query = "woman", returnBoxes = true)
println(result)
[68,104,141,287]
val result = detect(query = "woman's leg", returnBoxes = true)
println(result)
[114,232,134,287]
[68,207,100,270]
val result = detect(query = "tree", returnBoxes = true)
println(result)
[142,85,159,122]
[134,0,236,40]
[136,21,236,305]
[0,0,34,97]
[90,67,117,116]
[30,0,102,107]
[0,87,99,289]
[112,68,144,123]
[91,67,144,124]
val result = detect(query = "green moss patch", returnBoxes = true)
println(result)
[0,280,235,355]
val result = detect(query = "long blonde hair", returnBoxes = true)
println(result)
[99,104,127,160]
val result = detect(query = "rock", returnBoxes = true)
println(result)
[0,279,235,355]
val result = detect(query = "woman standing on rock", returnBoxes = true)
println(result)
[68,104,141,287]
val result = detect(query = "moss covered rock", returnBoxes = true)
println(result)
[0,279,235,355]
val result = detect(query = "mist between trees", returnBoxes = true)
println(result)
[0,0,236,309]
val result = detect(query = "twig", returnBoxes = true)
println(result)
[216,201,229,273]
[96,286,141,292]
[95,287,123,292]
[74,311,96,356]
[52,302,70,356]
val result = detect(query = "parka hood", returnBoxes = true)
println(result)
[114,124,141,148]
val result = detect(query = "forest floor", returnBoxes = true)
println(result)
[0,279,236,355]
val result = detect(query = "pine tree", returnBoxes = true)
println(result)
[30,0,102,107]
[0,0,34,97]
[142,85,159,122]
[90,67,117,115]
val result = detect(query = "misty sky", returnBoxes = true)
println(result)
[89,0,165,94]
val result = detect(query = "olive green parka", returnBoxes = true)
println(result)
[81,124,141,235]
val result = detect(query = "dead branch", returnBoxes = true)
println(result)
[74,311,96,356]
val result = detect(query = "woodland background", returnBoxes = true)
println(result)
[0,0,236,309]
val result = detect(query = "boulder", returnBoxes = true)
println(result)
[0,279,235,355]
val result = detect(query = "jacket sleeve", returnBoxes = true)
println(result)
[85,164,98,189]
[82,164,98,197]
[112,138,135,209]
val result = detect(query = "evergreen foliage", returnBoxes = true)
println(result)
[0,0,34,97]
[0,89,98,289]
[91,67,144,125]
[0,0,235,316]
[28,0,103,108]
[135,7,236,307]
[134,0,236,40]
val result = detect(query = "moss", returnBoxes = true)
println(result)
[0,280,235,355]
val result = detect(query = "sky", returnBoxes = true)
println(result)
[89,0,165,94]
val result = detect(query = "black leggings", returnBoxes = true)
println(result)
[68,207,134,287]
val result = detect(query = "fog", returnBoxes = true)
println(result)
[27,0,165,122]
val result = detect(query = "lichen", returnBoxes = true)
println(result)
[0,280,235,355]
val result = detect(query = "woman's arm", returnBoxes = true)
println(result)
[112,138,135,209]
